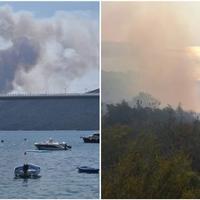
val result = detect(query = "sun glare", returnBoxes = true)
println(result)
[187,46,200,58]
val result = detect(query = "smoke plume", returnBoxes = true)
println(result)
[0,5,98,93]
[102,2,200,111]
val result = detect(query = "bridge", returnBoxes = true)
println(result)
[0,90,99,130]
[0,92,98,99]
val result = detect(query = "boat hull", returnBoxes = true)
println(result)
[78,166,99,174]
[82,137,99,143]
[34,144,71,150]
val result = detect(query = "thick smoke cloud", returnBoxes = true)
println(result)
[102,2,200,111]
[0,6,98,93]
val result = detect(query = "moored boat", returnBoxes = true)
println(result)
[34,138,71,150]
[14,164,41,178]
[78,166,99,174]
[81,133,99,143]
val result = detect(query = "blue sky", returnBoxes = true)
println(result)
[0,1,99,19]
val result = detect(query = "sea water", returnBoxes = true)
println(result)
[0,130,99,199]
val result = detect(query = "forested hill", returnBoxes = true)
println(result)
[102,97,200,199]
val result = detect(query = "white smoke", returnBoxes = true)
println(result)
[102,2,200,111]
[0,5,99,93]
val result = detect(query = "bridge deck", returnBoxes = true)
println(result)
[0,93,99,100]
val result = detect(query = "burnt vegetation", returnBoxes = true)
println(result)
[102,93,200,199]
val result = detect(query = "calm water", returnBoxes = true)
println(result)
[0,131,99,199]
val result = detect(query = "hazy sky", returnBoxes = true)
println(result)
[102,2,200,111]
[0,2,99,19]
[0,2,99,94]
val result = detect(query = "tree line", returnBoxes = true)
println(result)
[102,93,200,198]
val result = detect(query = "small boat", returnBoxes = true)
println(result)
[81,133,99,143]
[14,164,41,178]
[34,138,71,150]
[78,166,99,174]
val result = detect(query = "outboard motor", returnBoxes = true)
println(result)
[23,164,29,175]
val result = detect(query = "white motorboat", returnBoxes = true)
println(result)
[34,138,71,150]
